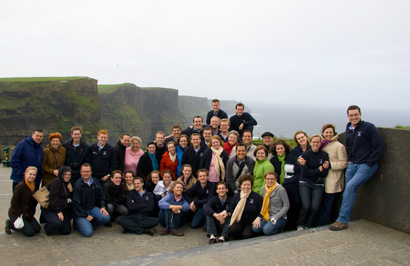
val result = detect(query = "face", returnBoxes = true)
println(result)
[228,134,238,145]
[151,173,160,184]
[71,130,82,143]
[240,180,252,193]
[197,171,208,184]
[131,139,141,151]
[156,134,164,145]
[111,173,122,186]
[220,121,229,132]
[296,133,308,146]
[182,167,192,178]
[216,184,228,198]
[63,171,72,183]
[163,173,172,185]
[212,102,220,112]
[121,135,131,147]
[193,118,203,130]
[323,127,335,141]
[134,179,143,191]
[50,138,60,149]
[236,146,247,160]
[236,105,244,116]
[310,137,321,151]
[203,130,212,142]
[210,117,219,129]
[167,143,176,155]
[276,144,285,156]
[173,184,183,196]
[191,136,201,148]
[348,109,362,126]
[98,134,108,146]
[172,128,182,138]
[125,173,134,185]
[26,169,37,182]
[211,139,220,149]
[242,132,252,145]
[263,136,274,146]
[256,149,267,161]
[265,174,277,187]
[80,166,92,180]
[147,144,156,154]
[32,131,43,144]
[179,137,188,148]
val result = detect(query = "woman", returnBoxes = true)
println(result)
[145,170,161,193]
[158,180,190,236]
[223,130,239,156]
[153,170,174,198]
[270,139,291,184]
[297,134,329,230]
[200,135,229,183]
[159,141,179,179]
[253,145,275,195]
[177,164,197,192]
[317,124,348,226]
[252,171,289,235]
[5,167,41,236]
[42,132,66,186]
[103,170,128,223]
[176,134,190,176]
[124,171,135,193]
[42,166,73,235]
[124,136,144,176]
[228,174,263,239]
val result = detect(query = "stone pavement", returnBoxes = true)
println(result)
[1,166,410,266]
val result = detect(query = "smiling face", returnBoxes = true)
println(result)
[134,178,144,192]
[236,105,244,116]
[236,145,246,161]
[348,109,362,127]
[167,143,176,155]
[179,136,189,148]
[210,117,220,130]
[276,144,285,156]
[173,184,183,197]
[310,136,321,152]
[172,127,182,139]
[151,173,160,184]
[71,130,82,143]
[212,101,220,112]
[98,133,108,146]
[131,139,141,151]
[26,169,37,182]
[242,132,252,146]
[191,135,201,148]
[220,121,229,132]
[256,149,267,161]
[163,173,172,186]
[263,136,274,146]
[125,173,134,185]
[197,171,208,185]
[211,138,221,149]
[216,183,228,198]
[63,171,72,183]
[50,137,61,150]
[296,133,308,147]
[80,166,92,181]
[120,135,131,147]
[32,131,43,144]
[156,133,165,145]
[228,134,238,146]
[203,130,212,142]
[111,173,122,186]
[193,117,203,130]
[323,127,335,141]
[265,173,277,188]
[182,166,192,179]
[240,180,252,193]
[147,144,156,154]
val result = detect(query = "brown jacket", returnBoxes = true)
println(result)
[42,145,66,186]
[8,181,38,221]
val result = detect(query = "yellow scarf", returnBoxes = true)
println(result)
[230,189,251,226]
[260,183,277,222]
[25,177,35,193]
[211,146,225,181]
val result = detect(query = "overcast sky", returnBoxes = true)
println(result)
[2,1,410,112]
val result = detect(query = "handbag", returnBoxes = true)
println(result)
[14,215,24,229]
[33,186,50,209]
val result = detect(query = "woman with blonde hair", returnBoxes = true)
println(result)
[199,135,229,183]
[124,136,144,176]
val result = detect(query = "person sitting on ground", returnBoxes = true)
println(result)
[159,141,179,179]
[181,133,207,177]
[270,139,291,184]
[124,136,144,177]
[218,118,230,142]
[153,170,174,200]
[177,164,197,192]
[103,170,128,226]
[176,134,190,177]
[206,99,228,125]
[229,130,257,160]
[252,171,289,236]
[204,182,232,244]
[228,174,263,240]
[158,180,190,236]
[116,177,159,236]
[5,166,41,237]
[145,170,161,193]
[42,132,66,186]
[225,143,255,194]
[137,141,161,182]
[253,145,275,195]
[223,130,239,156]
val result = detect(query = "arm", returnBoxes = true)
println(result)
[243,113,257,126]
[10,143,24,182]
[42,149,55,175]
[103,182,114,205]
[329,142,348,170]
[72,183,88,217]
[158,193,172,210]
[271,187,290,222]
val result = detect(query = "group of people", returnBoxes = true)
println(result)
[5,102,384,244]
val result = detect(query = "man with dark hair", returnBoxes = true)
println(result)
[181,133,207,177]
[10,129,44,190]
[90,130,117,184]
[154,131,167,159]
[226,143,255,194]
[164,125,182,144]
[329,105,384,231]
[182,116,204,138]
[201,126,213,147]
[206,99,228,125]
[229,103,257,137]
[229,130,256,160]
[137,142,162,181]
[114,133,130,172]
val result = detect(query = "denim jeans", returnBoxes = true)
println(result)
[75,207,110,237]
[337,163,378,223]
[116,213,159,234]
[205,214,231,237]
[316,193,337,226]
[298,182,324,228]
[158,209,186,230]
[190,207,206,229]
[252,217,287,235]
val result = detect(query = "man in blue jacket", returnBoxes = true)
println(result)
[89,130,117,184]
[229,103,257,138]
[329,105,384,231]
[10,129,44,190]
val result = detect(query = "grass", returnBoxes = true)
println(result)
[395,125,410,129]
[98,83,136,93]
[0,77,88,82]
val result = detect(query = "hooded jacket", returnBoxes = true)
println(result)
[47,166,73,212]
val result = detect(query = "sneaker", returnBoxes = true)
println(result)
[159,228,169,235]
[297,226,304,231]
[209,237,216,244]
[143,229,155,236]
[218,236,225,243]
[169,228,184,236]
[5,220,11,234]
[329,221,348,231]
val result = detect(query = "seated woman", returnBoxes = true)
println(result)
[5,167,41,237]
[200,135,229,183]
[223,130,239,156]
[253,145,275,195]
[145,170,160,193]
[153,170,174,199]
[42,166,73,235]
[42,132,66,186]
[158,180,190,236]
[177,164,197,192]
[159,141,179,178]
[176,134,190,177]
[252,171,289,236]
[270,139,291,184]
[297,134,329,230]
[103,170,128,225]
[228,174,263,240]
[124,136,145,176]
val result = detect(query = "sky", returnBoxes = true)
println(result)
[1,0,410,112]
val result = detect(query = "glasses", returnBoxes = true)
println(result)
[81,170,91,173]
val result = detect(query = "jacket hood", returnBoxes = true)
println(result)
[24,136,42,148]
[57,166,73,182]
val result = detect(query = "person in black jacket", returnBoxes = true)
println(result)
[206,99,228,125]
[137,142,162,182]
[89,130,117,184]
[42,166,73,235]
[103,170,128,225]
[114,133,130,172]
[181,133,207,177]
[229,103,257,138]
[270,139,291,184]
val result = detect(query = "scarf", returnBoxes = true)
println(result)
[126,182,134,191]
[148,152,159,170]
[260,183,277,221]
[169,152,177,163]
[277,154,286,184]
[211,146,225,181]
[25,177,35,193]
[230,189,252,226]
[320,139,332,150]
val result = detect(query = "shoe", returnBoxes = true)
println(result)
[218,236,225,243]
[297,226,304,231]
[169,228,184,236]
[209,237,216,244]
[329,221,348,231]
[143,229,155,236]
[5,220,11,234]
[104,221,112,227]
[160,228,169,235]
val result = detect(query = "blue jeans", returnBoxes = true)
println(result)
[205,214,230,237]
[158,209,186,230]
[75,207,110,237]
[337,163,378,223]
[298,182,324,228]
[116,213,159,234]
[190,207,206,229]
[316,193,337,226]
[252,217,287,235]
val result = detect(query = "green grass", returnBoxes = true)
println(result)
[98,83,135,93]
[0,77,88,82]
[395,125,410,129]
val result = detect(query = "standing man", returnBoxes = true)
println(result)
[154,131,167,160]
[261,132,275,159]
[181,133,207,177]
[206,99,228,125]
[114,133,130,172]
[90,130,117,184]
[73,163,110,237]
[329,105,384,231]
[63,126,91,184]
[229,103,257,137]
[209,116,221,135]
[201,126,213,147]
[10,129,44,190]
[164,125,182,144]
[218,118,230,142]
[182,116,205,138]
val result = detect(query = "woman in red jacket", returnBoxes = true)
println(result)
[159,141,179,179]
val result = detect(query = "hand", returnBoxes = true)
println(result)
[170,205,181,214]
[57,212,64,221]
[161,194,165,198]
[67,183,73,192]
[252,217,261,228]
[220,210,228,219]
[101,175,110,182]
[323,161,330,169]
[298,157,306,166]
[53,169,59,176]
[100,207,109,216]
[239,123,244,130]
[86,215,94,221]
[319,165,323,172]
[219,218,225,224]
[190,202,197,212]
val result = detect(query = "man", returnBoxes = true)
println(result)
[181,133,207,177]
[63,126,91,184]
[218,118,230,142]
[10,129,44,190]
[164,125,182,144]
[204,182,232,243]
[185,169,216,229]
[209,116,221,135]
[182,116,204,138]
[329,105,384,231]
[154,131,167,159]
[137,142,162,181]
[90,130,117,184]
[201,126,213,147]
[229,130,257,160]
[261,131,274,159]
[73,163,110,237]
[114,133,130,172]
[225,143,255,194]
[206,99,228,125]
[116,177,159,235]
[229,103,257,137]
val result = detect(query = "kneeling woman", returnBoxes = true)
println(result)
[158,180,190,236]
[252,171,289,235]
[228,174,263,239]
[42,166,74,235]
[5,167,41,236]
